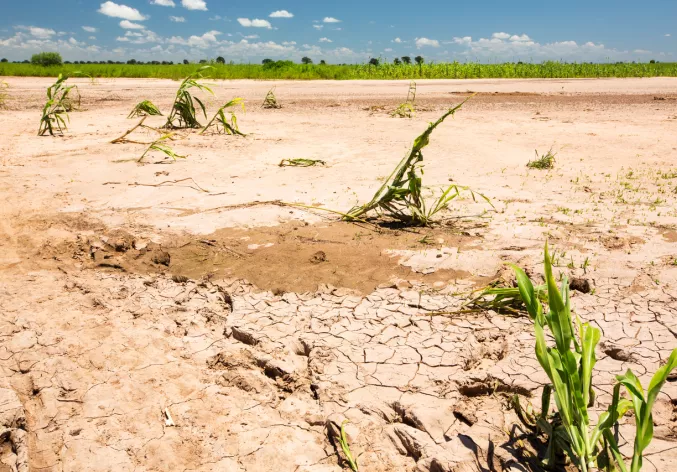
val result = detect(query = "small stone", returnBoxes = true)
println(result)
[570,277,591,293]
[152,250,171,266]
[309,251,327,264]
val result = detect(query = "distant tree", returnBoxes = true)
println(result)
[183,59,189,65]
[22,60,30,63]
[393,57,401,65]
[401,56,411,64]
[31,52,63,66]
[262,58,273,65]
[216,56,226,64]
[649,59,656,64]
[320,59,326,65]
[107,60,114,64]
[199,59,207,64]
[415,55,424,65]
[127,59,137,65]
[0,58,7,63]
[369,57,380,66]
[301,56,313,64]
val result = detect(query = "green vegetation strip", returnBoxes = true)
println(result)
[2,61,677,80]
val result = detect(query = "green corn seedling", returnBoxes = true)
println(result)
[201,98,245,136]
[512,243,677,471]
[345,97,489,226]
[337,420,358,471]
[262,87,281,109]
[128,100,163,118]
[164,66,213,129]
[138,133,185,163]
[279,158,326,167]
[38,74,78,136]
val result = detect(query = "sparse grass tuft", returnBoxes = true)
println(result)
[201,98,246,136]
[527,147,556,169]
[128,100,163,118]
[335,420,358,471]
[262,87,281,109]
[279,158,326,167]
[345,97,490,226]
[38,74,78,136]
[164,66,213,129]
[138,133,185,163]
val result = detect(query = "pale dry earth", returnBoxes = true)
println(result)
[1,77,677,471]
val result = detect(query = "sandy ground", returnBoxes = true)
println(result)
[1,77,677,471]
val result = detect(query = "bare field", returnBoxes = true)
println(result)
[1,77,677,472]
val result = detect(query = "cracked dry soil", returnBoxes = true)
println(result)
[2,77,677,471]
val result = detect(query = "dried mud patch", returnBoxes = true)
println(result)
[12,215,485,294]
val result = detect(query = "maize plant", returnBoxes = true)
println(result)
[279,158,325,167]
[391,80,416,118]
[128,100,163,118]
[38,74,78,136]
[345,97,489,226]
[138,133,185,163]
[512,243,677,472]
[201,98,245,136]
[262,87,281,109]
[164,66,213,129]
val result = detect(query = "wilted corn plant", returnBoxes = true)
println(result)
[512,243,677,472]
[527,147,556,169]
[201,98,245,136]
[38,74,78,136]
[262,87,281,109]
[345,97,489,226]
[138,133,185,163]
[163,66,213,129]
[128,100,163,118]
[279,158,326,167]
[391,80,416,118]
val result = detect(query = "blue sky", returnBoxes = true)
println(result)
[1,0,675,63]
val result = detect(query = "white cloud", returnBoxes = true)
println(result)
[269,10,293,18]
[151,0,175,6]
[89,36,97,40]
[237,18,272,29]
[98,2,147,21]
[209,15,221,20]
[634,49,651,54]
[509,34,531,42]
[169,16,185,22]
[384,48,392,52]
[82,26,98,33]
[120,20,145,29]
[319,37,332,43]
[392,37,402,43]
[116,29,161,43]
[21,26,57,39]
[448,31,646,62]
[282,41,296,45]
[323,17,341,23]
[492,32,511,40]
[168,30,221,48]
[181,0,207,10]
[666,34,672,37]
[416,37,439,48]
[313,25,323,30]
[243,34,259,39]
